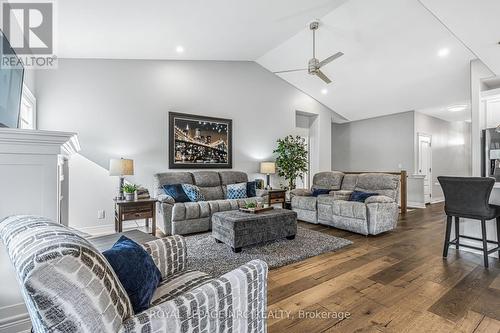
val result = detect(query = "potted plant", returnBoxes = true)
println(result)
[273,135,308,191]
[122,183,139,201]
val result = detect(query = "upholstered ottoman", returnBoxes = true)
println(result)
[212,208,297,252]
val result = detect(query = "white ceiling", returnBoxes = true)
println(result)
[419,0,500,76]
[53,0,497,123]
[257,0,476,122]
[56,0,347,60]
[417,102,471,123]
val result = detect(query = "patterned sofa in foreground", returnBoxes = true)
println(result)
[0,215,268,333]
[291,171,400,235]
[154,171,268,235]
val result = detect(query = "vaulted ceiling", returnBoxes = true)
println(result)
[57,0,348,60]
[55,0,500,122]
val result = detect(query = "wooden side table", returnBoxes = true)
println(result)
[114,198,157,236]
[267,189,287,208]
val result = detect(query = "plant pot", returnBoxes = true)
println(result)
[124,192,135,201]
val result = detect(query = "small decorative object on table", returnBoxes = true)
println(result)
[239,202,274,214]
[136,187,150,199]
[122,183,139,201]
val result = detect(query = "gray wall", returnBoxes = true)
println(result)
[331,111,415,172]
[35,59,335,231]
[414,112,472,201]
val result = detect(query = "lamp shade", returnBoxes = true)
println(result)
[109,158,134,176]
[260,162,276,174]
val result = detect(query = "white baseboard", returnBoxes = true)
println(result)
[407,201,426,209]
[431,198,444,204]
[0,303,31,333]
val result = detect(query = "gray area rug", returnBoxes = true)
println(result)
[185,226,352,277]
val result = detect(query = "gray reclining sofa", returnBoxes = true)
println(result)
[291,171,400,235]
[154,171,267,235]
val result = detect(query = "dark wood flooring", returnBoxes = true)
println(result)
[268,203,500,333]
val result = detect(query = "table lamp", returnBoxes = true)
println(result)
[109,158,134,200]
[260,162,275,190]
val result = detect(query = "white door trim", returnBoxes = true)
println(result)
[417,133,432,204]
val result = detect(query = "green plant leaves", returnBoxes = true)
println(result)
[273,135,308,190]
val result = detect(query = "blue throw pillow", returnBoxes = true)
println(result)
[312,188,331,197]
[246,181,257,197]
[227,182,248,199]
[181,184,205,202]
[349,191,378,202]
[103,236,161,313]
[163,184,190,203]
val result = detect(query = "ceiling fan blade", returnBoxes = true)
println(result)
[273,68,307,74]
[315,70,332,84]
[318,52,344,68]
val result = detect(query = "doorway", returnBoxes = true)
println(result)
[417,133,432,204]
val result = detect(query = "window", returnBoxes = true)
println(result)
[19,84,36,129]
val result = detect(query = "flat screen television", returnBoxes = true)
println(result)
[0,29,24,128]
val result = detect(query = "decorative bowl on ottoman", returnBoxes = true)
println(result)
[212,208,297,253]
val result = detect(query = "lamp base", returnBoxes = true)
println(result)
[115,176,125,200]
[265,174,272,190]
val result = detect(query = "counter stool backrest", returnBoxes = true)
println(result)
[438,176,495,220]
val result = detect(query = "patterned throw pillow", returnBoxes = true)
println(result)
[227,182,248,199]
[181,184,205,202]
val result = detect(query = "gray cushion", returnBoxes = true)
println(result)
[291,196,317,211]
[333,190,352,201]
[332,200,367,220]
[317,196,367,220]
[192,171,225,200]
[355,173,399,200]
[154,172,194,190]
[365,195,395,204]
[208,199,241,213]
[171,202,211,221]
[192,171,222,187]
[341,174,358,190]
[199,186,225,201]
[313,171,344,190]
[290,189,312,197]
[219,171,248,185]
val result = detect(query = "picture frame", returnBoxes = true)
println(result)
[168,112,232,169]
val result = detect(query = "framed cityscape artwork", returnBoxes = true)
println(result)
[168,112,232,169]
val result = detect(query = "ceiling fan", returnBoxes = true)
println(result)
[274,21,344,84]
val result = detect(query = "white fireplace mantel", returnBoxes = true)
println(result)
[0,128,80,333]
[0,128,80,156]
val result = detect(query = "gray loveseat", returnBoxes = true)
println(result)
[291,171,400,235]
[154,171,267,235]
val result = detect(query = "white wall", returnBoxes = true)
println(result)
[331,111,414,172]
[414,112,472,202]
[471,59,495,176]
[35,59,335,232]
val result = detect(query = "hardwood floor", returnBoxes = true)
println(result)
[268,203,500,333]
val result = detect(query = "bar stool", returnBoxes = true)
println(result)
[438,176,500,268]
